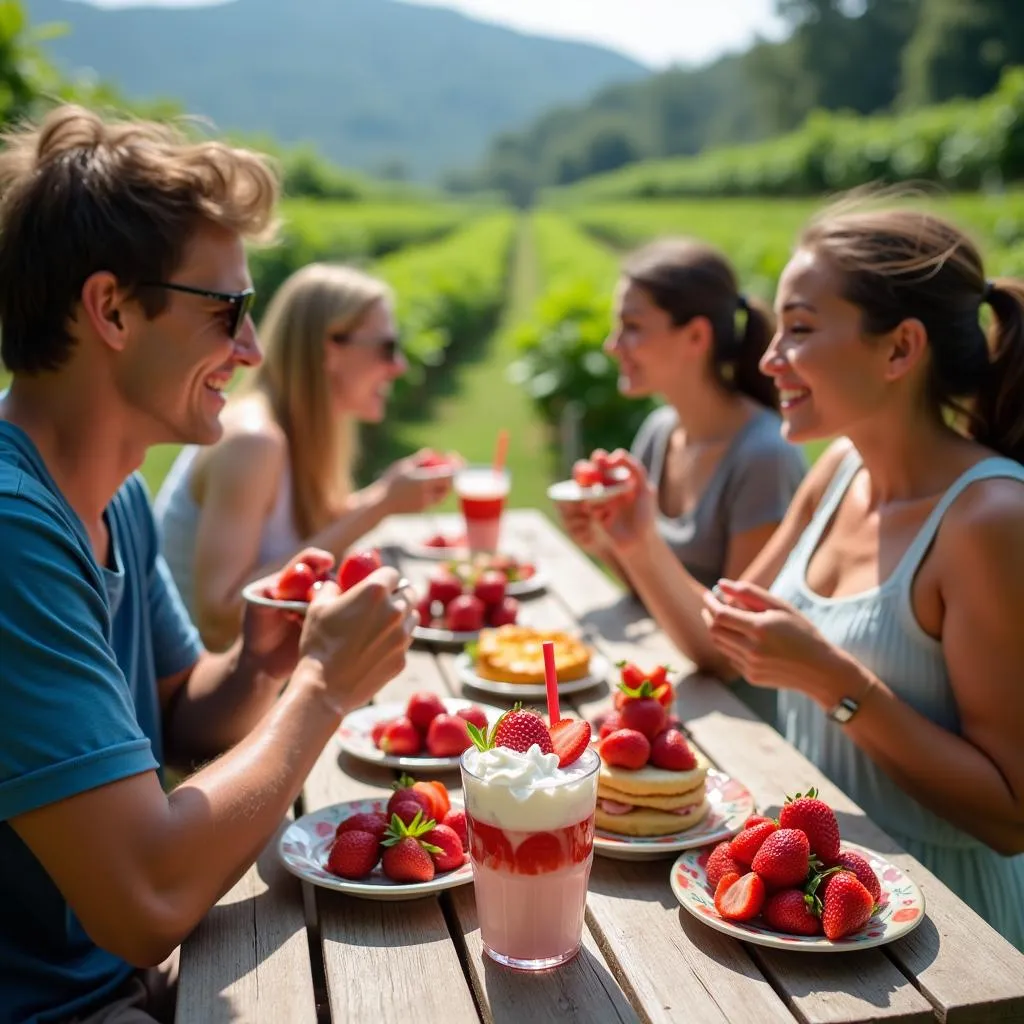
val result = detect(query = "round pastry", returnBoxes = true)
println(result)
[595,798,711,837]
[473,625,591,684]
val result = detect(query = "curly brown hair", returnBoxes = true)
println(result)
[0,104,280,374]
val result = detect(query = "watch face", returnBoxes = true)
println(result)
[831,698,858,723]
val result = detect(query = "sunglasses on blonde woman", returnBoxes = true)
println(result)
[329,331,402,363]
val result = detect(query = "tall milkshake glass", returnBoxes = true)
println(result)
[460,744,600,970]
[454,464,510,553]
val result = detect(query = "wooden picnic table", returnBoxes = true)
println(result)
[176,510,1024,1024]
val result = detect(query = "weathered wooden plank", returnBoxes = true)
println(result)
[447,883,639,1024]
[175,818,317,1024]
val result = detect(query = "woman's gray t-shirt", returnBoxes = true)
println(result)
[631,405,807,590]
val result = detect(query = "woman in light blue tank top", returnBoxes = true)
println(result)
[591,203,1024,950]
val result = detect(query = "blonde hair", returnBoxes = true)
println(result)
[239,263,392,537]
[0,104,279,373]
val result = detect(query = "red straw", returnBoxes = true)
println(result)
[492,428,509,474]
[543,640,561,727]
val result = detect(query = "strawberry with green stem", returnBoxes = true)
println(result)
[380,811,442,883]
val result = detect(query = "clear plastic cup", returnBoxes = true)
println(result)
[460,746,600,970]
[454,465,510,553]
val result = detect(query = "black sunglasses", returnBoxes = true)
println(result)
[329,331,402,363]
[140,281,257,339]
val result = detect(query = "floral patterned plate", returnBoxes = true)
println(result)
[594,769,755,861]
[671,839,925,951]
[336,698,505,771]
[278,798,474,901]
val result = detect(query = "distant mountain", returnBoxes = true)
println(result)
[29,0,649,180]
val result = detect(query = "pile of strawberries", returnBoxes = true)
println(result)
[595,663,697,772]
[326,776,467,884]
[572,449,628,489]
[266,548,382,604]
[468,703,592,768]
[415,563,519,633]
[372,692,488,758]
[706,788,882,940]
[445,552,537,588]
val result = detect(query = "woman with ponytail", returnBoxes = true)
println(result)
[592,203,1024,949]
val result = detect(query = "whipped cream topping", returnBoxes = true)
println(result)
[462,745,599,831]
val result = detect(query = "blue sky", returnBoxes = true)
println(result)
[82,0,787,68]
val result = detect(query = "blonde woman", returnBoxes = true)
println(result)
[156,263,452,649]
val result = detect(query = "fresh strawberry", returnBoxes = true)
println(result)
[386,775,432,819]
[370,719,392,748]
[515,831,564,875]
[454,705,488,730]
[744,815,777,830]
[572,459,601,488]
[423,824,465,872]
[664,714,683,733]
[335,811,388,841]
[819,871,876,940]
[832,849,882,902]
[415,595,436,627]
[651,683,673,708]
[549,719,591,768]
[646,664,670,689]
[380,812,441,884]
[405,691,446,733]
[442,808,468,848]
[421,780,451,820]
[751,828,811,889]
[426,714,473,757]
[597,710,624,739]
[326,829,380,880]
[378,718,421,757]
[649,729,697,771]
[446,594,486,632]
[762,888,822,936]
[472,570,506,607]
[714,871,766,922]
[617,661,646,690]
[389,799,427,827]
[337,548,382,592]
[706,841,745,890]
[274,561,316,602]
[598,728,651,770]
[490,706,554,755]
[426,568,463,608]
[729,820,778,866]
[486,596,519,627]
[616,681,667,740]
[779,787,841,865]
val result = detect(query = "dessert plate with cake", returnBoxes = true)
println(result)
[455,625,610,698]
[590,670,755,859]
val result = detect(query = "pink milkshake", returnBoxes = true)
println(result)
[454,465,510,554]
[461,744,600,970]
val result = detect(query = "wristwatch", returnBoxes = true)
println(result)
[827,695,861,724]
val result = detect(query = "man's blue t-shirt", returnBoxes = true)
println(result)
[0,423,203,1024]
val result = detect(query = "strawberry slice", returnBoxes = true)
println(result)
[714,871,766,922]
[549,719,591,768]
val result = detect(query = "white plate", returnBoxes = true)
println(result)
[278,797,473,901]
[406,464,456,482]
[593,769,755,861]
[405,538,470,560]
[671,839,926,951]
[241,579,309,614]
[337,698,506,770]
[412,623,481,646]
[455,651,611,699]
[544,471,630,503]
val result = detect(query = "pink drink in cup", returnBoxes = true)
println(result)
[460,745,600,970]
[454,465,510,553]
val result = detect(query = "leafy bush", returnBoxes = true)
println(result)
[549,67,1024,202]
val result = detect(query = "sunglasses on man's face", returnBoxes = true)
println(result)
[329,331,402,363]
[140,281,257,339]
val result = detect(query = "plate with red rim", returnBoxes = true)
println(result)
[593,769,756,861]
[670,839,926,951]
[454,651,612,699]
[336,698,506,770]
[278,797,474,901]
